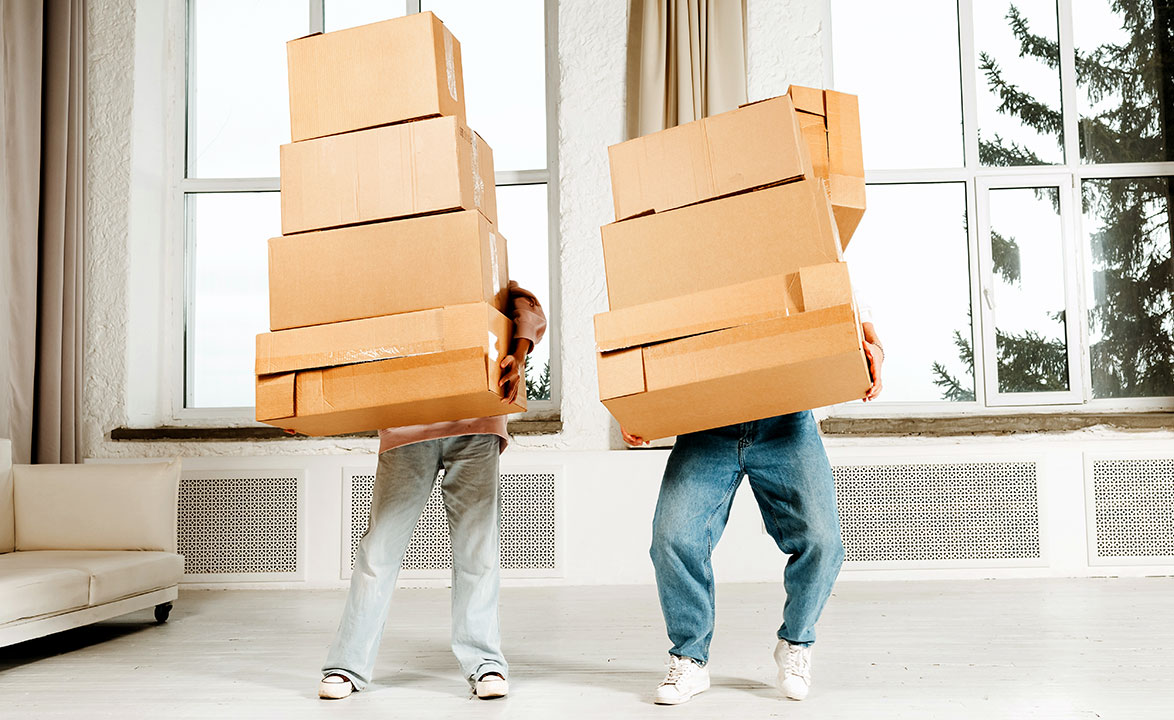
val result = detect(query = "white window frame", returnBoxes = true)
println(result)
[827,0,1174,417]
[172,0,561,423]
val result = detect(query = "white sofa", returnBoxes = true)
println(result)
[0,438,183,647]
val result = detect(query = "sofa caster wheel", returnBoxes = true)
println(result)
[154,602,173,624]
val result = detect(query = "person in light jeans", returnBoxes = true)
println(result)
[318,282,545,701]
[624,319,884,705]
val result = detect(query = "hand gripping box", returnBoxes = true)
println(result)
[255,302,525,436]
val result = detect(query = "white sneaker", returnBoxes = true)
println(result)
[774,639,812,700]
[318,673,354,700]
[653,655,710,705]
[474,672,509,699]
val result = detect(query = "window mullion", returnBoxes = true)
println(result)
[310,0,324,33]
[1057,0,1080,169]
[957,0,980,170]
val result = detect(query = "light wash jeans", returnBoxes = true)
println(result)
[323,434,507,689]
[650,411,845,664]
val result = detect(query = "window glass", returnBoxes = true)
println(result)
[324,0,406,32]
[973,0,1065,166]
[1073,1,1171,163]
[188,192,277,408]
[1082,176,1174,398]
[495,183,551,400]
[987,187,1070,393]
[831,0,964,169]
[845,183,974,402]
[422,0,547,171]
[188,0,305,177]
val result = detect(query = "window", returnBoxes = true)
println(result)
[831,0,1174,412]
[181,0,558,414]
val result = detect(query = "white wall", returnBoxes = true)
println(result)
[82,0,1174,589]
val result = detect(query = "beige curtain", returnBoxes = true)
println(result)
[626,0,748,137]
[0,0,85,464]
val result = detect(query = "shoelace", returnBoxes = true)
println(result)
[662,657,692,685]
[784,647,811,680]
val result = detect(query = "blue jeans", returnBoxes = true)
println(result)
[650,411,845,663]
[323,434,507,689]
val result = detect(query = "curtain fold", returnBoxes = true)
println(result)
[0,0,85,464]
[626,0,748,137]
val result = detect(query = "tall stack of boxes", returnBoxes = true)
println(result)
[256,13,524,437]
[595,86,870,440]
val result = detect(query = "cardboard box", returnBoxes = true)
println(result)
[287,11,465,142]
[597,303,870,441]
[268,210,509,331]
[256,303,525,436]
[593,262,855,352]
[787,85,867,248]
[607,96,813,221]
[601,179,842,311]
[280,116,496,235]
[824,90,866,242]
[257,302,504,376]
[594,274,799,352]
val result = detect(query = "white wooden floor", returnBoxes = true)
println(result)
[1,578,1172,719]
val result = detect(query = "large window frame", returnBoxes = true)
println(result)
[173,0,562,423]
[828,0,1174,417]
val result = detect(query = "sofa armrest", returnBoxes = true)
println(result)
[12,459,181,553]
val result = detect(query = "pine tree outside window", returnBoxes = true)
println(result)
[830,0,1174,414]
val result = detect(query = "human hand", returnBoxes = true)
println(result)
[498,352,525,405]
[621,428,648,446]
[863,340,884,401]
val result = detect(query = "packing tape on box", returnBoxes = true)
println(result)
[471,133,484,208]
[489,231,502,297]
[444,32,458,102]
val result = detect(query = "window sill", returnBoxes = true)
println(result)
[110,418,563,442]
[820,412,1174,437]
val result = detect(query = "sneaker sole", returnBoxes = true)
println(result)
[318,685,352,700]
[475,681,509,699]
[654,681,710,705]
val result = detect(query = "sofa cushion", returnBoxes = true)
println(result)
[0,551,183,606]
[0,566,89,625]
[0,438,13,553]
[13,459,180,552]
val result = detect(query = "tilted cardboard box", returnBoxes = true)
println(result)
[595,263,870,440]
[786,85,867,247]
[287,11,465,142]
[268,210,509,331]
[607,96,814,221]
[256,303,525,436]
[280,116,496,235]
[601,179,842,312]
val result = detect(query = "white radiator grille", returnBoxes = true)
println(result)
[178,472,302,579]
[344,468,558,576]
[833,461,1041,564]
[1089,458,1174,561]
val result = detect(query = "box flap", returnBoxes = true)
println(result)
[256,373,295,421]
[787,85,826,116]
[594,273,800,351]
[795,262,853,312]
[597,348,646,400]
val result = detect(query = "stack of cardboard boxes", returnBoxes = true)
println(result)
[595,86,870,440]
[256,13,525,437]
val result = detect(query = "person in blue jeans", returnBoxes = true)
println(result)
[623,320,884,705]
